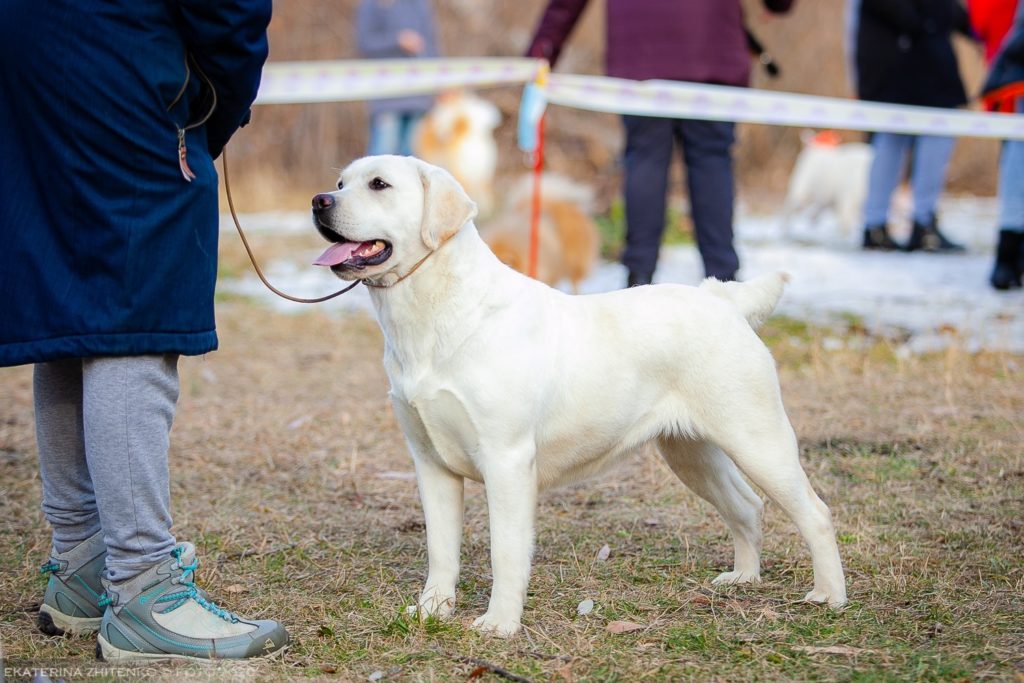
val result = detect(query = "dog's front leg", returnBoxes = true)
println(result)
[472,452,537,637]
[412,454,465,619]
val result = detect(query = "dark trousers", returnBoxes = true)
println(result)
[622,116,739,280]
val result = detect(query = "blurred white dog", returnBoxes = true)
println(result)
[413,91,501,218]
[310,156,848,637]
[780,130,872,240]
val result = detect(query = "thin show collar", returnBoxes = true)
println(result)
[362,231,458,289]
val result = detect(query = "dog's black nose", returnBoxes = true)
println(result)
[312,193,334,211]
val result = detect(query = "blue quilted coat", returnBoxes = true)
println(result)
[0,0,271,366]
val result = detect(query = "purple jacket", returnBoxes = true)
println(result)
[527,0,794,86]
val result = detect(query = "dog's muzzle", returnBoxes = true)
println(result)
[311,194,393,271]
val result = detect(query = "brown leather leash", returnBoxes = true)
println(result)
[221,148,443,301]
[221,147,359,303]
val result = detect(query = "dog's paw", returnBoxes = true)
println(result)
[471,612,521,638]
[712,570,761,586]
[406,592,456,620]
[804,588,848,609]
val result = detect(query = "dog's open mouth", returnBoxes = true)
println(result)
[312,239,392,271]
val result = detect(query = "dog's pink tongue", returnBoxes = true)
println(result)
[313,241,359,266]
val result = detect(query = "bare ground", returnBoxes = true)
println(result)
[1,298,1022,682]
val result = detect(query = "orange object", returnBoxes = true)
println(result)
[528,114,545,279]
[811,130,842,147]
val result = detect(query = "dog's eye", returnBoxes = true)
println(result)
[369,177,391,191]
[336,180,344,190]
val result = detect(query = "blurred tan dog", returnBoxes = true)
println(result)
[479,174,600,293]
[413,91,501,217]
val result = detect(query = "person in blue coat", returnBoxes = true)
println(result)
[0,0,289,662]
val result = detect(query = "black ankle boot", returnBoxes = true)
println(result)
[862,224,900,251]
[627,271,652,287]
[905,218,965,253]
[990,229,1023,290]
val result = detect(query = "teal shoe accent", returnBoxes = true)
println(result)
[38,530,107,636]
[95,542,289,664]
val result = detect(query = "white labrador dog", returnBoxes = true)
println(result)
[311,156,848,637]
[779,132,873,241]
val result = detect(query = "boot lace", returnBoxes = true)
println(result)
[158,546,239,623]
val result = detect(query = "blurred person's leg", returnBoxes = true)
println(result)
[992,120,1024,288]
[905,135,963,252]
[998,138,1024,231]
[862,132,911,249]
[368,112,401,156]
[398,112,424,157]
[83,355,178,584]
[908,135,956,225]
[678,119,739,281]
[622,115,674,286]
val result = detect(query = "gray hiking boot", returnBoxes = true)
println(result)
[39,529,106,636]
[95,542,289,663]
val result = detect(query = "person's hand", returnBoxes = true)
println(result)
[398,30,425,55]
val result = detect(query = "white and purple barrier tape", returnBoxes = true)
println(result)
[542,74,1024,142]
[255,58,541,105]
[254,59,1024,144]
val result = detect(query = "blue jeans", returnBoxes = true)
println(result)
[367,111,422,156]
[863,133,956,226]
[999,105,1024,230]
[999,140,1024,231]
[996,0,1024,230]
[622,116,738,280]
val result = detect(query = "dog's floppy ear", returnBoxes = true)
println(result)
[417,162,478,250]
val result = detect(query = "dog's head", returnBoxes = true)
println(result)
[311,156,477,285]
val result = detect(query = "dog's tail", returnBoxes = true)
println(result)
[699,272,789,330]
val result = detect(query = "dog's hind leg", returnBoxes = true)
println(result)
[657,436,763,584]
[705,408,848,607]
[836,195,861,238]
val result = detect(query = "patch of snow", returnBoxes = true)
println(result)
[218,197,1023,353]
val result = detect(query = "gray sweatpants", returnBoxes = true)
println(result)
[34,355,179,583]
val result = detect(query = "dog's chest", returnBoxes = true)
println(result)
[391,384,484,481]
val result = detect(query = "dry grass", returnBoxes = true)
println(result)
[3,5,1016,681]
[1,295,1022,681]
